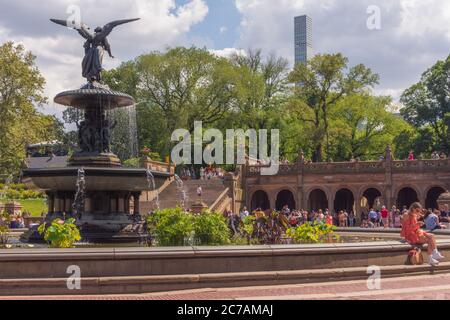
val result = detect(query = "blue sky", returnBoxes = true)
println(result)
[188,0,241,49]
[0,0,449,118]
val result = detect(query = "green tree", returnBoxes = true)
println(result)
[288,53,379,162]
[229,49,290,130]
[400,55,450,155]
[329,94,411,161]
[0,42,63,175]
[103,47,240,160]
[136,47,237,134]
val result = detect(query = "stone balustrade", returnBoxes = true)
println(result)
[245,159,450,177]
[140,157,175,175]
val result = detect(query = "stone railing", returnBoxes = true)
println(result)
[303,161,385,174]
[140,157,175,175]
[210,188,232,213]
[245,159,450,177]
[392,159,450,172]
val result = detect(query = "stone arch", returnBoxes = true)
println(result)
[396,186,420,210]
[307,188,329,212]
[360,187,383,210]
[425,186,447,210]
[275,189,296,211]
[334,188,355,213]
[250,190,270,211]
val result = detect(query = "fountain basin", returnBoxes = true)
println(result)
[2,237,450,296]
[22,167,171,192]
[54,85,134,109]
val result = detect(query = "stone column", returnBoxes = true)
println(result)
[355,194,362,226]
[385,146,393,209]
[84,195,92,213]
[47,193,55,214]
[133,192,141,215]
[65,194,72,214]
[54,194,62,213]
[419,193,426,207]
[328,194,335,215]
[110,193,117,213]
[269,193,276,211]
[118,193,125,213]
[125,194,131,214]
[297,153,305,210]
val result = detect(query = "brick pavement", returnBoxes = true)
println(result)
[1,273,450,300]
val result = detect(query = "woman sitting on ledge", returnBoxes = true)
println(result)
[401,202,445,266]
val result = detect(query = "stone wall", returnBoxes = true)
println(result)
[242,149,450,214]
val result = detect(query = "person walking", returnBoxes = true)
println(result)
[197,185,203,202]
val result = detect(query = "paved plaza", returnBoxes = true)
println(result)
[2,273,450,300]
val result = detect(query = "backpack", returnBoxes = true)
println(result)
[408,247,424,265]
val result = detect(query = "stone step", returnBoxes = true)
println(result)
[156,178,229,210]
[2,263,450,296]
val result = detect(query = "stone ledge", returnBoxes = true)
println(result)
[2,240,450,262]
[1,263,450,296]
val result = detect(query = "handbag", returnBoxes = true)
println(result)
[408,247,424,265]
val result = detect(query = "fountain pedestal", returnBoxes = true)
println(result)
[22,82,171,243]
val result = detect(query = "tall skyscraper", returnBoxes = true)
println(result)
[294,15,313,64]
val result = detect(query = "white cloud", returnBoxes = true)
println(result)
[233,0,450,101]
[210,47,246,59]
[0,0,209,119]
[397,0,450,39]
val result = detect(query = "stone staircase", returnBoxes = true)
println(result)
[143,178,230,212]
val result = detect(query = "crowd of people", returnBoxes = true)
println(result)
[225,201,449,266]
[225,202,450,232]
[360,204,450,231]
[1,211,40,229]
[179,166,225,181]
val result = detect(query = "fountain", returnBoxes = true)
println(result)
[174,174,189,210]
[72,168,86,219]
[21,16,171,243]
[146,169,160,210]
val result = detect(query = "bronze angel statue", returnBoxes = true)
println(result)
[50,18,140,82]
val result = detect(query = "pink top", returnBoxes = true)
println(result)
[326,216,333,226]
[401,214,425,244]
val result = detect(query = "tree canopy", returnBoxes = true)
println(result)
[2,41,445,177]
[400,54,450,156]
[0,42,63,176]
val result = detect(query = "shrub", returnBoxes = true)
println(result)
[123,158,140,168]
[241,211,289,245]
[147,208,194,246]
[193,211,231,246]
[0,211,11,247]
[286,222,337,244]
[38,218,81,248]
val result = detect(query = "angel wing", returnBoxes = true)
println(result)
[95,18,140,39]
[50,18,94,40]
